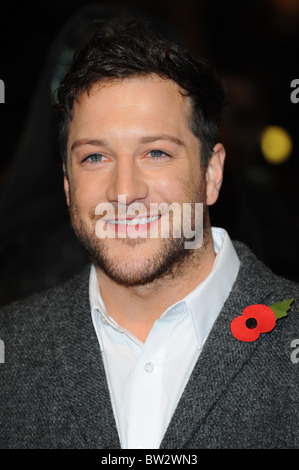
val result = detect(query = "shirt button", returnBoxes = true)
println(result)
[100,314,108,325]
[144,362,154,373]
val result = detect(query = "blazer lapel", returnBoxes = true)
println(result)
[160,243,278,449]
[49,265,121,449]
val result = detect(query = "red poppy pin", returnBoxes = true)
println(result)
[230,298,294,342]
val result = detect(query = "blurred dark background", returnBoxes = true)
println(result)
[0,0,298,307]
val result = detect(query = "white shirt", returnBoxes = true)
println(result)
[89,227,240,449]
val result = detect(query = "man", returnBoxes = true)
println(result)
[0,18,298,449]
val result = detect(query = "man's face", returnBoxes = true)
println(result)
[65,75,219,287]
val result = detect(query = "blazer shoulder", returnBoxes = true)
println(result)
[234,240,299,296]
[233,241,299,341]
[0,264,91,333]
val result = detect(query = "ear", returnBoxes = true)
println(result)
[63,164,70,207]
[206,143,226,206]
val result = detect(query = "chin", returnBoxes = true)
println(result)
[93,234,197,287]
[69,200,208,287]
[98,264,159,287]
[93,243,168,287]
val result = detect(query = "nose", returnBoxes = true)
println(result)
[106,157,149,207]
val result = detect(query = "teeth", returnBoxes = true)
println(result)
[107,215,160,225]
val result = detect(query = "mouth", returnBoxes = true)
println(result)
[107,215,160,225]
[105,214,162,235]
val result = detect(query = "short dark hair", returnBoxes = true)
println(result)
[55,17,225,169]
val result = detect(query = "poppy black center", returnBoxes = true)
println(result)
[245,317,258,329]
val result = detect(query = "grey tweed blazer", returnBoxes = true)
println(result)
[0,241,299,449]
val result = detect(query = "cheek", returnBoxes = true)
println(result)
[151,175,184,204]
[70,173,106,212]
[151,172,198,204]
[159,167,202,203]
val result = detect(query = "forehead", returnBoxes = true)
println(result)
[69,75,193,137]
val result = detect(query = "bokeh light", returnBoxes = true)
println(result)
[260,125,293,164]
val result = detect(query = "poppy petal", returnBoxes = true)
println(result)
[230,315,261,342]
[243,304,276,333]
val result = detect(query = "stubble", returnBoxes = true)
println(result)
[67,178,210,288]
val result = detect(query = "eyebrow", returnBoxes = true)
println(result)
[71,138,108,152]
[138,134,185,147]
[70,134,185,152]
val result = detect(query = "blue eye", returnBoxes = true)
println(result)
[88,153,104,162]
[149,150,166,158]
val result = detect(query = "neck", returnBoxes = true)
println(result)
[96,228,216,342]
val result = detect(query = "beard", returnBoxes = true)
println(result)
[68,180,209,288]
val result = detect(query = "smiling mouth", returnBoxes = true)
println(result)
[104,214,163,237]
[106,215,160,225]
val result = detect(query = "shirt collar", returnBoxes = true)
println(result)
[183,227,240,349]
[89,227,240,348]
